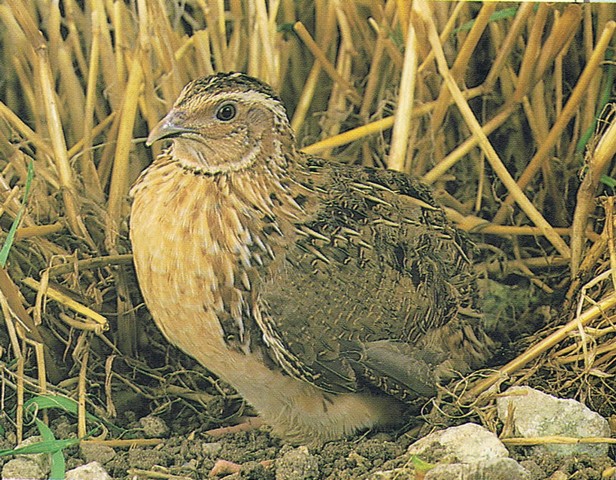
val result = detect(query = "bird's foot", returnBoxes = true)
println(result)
[204,416,265,438]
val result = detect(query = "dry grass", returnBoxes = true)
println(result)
[0,0,615,440]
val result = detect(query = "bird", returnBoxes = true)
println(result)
[129,72,492,445]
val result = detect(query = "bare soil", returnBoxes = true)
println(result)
[1,406,613,479]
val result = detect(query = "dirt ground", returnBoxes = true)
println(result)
[0,314,613,480]
[73,419,616,479]
[2,404,613,480]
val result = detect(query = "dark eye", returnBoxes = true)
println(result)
[215,103,237,121]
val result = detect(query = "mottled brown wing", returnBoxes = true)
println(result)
[256,158,479,400]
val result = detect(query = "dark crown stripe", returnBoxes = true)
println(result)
[176,72,281,107]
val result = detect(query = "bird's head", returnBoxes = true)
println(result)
[146,72,295,174]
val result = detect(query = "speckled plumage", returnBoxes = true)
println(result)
[130,72,491,444]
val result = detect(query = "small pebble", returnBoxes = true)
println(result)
[367,468,415,480]
[127,447,168,470]
[275,446,319,480]
[138,415,169,438]
[80,443,115,465]
[201,441,223,456]
[547,471,568,480]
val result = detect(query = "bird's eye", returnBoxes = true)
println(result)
[215,103,237,122]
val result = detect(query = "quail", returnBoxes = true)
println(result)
[130,72,491,444]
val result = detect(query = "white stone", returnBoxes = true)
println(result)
[15,436,50,473]
[425,458,530,480]
[406,425,530,479]
[65,462,112,480]
[408,423,509,464]
[496,386,610,456]
[2,457,47,480]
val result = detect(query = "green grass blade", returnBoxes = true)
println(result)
[410,455,435,473]
[0,437,79,456]
[0,160,34,268]
[24,394,122,433]
[576,63,615,157]
[454,7,520,34]
[600,174,616,189]
[34,419,66,480]
[24,394,97,423]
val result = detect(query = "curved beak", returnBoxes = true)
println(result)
[146,113,196,146]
